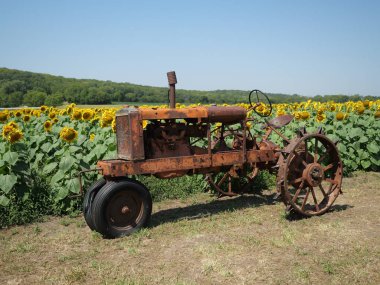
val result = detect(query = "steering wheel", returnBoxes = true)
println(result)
[248,89,273,117]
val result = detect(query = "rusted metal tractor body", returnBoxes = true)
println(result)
[98,105,278,179]
[83,71,343,238]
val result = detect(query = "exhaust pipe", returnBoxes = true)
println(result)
[167,71,177,108]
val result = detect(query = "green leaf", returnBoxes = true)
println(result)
[56,187,69,200]
[40,142,53,153]
[358,136,368,143]
[93,144,108,159]
[36,134,47,146]
[338,144,347,153]
[22,192,30,202]
[34,153,44,164]
[350,128,363,138]
[59,155,76,173]
[69,146,81,153]
[50,170,65,185]
[79,160,90,170]
[66,178,80,194]
[54,148,65,156]
[367,141,379,154]
[0,174,18,194]
[43,162,58,175]
[77,135,86,146]
[3,152,19,167]
[0,195,10,207]
[370,156,380,166]
[0,142,6,153]
[360,160,371,169]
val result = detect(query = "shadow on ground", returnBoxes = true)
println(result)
[150,192,277,227]
[150,193,353,227]
[285,204,353,221]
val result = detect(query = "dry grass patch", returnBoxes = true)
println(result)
[0,171,379,285]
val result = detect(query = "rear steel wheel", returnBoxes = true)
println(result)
[92,179,152,238]
[206,166,259,198]
[277,132,343,216]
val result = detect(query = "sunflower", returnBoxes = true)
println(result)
[317,108,325,115]
[89,133,95,141]
[59,127,78,143]
[23,115,31,122]
[316,114,326,122]
[49,112,57,119]
[15,111,22,117]
[100,111,114,127]
[276,109,285,116]
[301,111,310,120]
[7,121,19,129]
[356,105,365,114]
[23,108,32,114]
[44,120,52,132]
[336,112,344,121]
[82,110,94,121]
[112,119,117,132]
[40,105,48,112]
[8,129,23,143]
[72,110,82,120]
[375,111,380,119]
[363,100,370,109]
[2,124,15,138]
[256,105,264,113]
[294,112,301,120]
[0,111,8,122]
[53,118,59,124]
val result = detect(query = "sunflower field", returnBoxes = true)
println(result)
[0,100,379,227]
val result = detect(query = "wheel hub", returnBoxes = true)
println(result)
[303,163,324,187]
[121,205,131,214]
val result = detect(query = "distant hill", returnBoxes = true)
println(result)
[0,67,376,107]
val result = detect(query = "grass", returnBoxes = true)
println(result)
[0,171,379,285]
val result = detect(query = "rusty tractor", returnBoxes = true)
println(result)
[80,71,343,238]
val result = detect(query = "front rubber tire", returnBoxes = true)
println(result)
[91,179,152,238]
[83,178,106,230]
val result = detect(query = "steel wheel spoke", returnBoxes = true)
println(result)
[217,172,229,187]
[290,177,303,185]
[314,138,318,162]
[291,181,305,203]
[324,178,338,185]
[310,187,320,211]
[293,151,308,167]
[318,184,327,197]
[323,163,334,171]
[301,188,310,210]
[228,176,232,193]
[304,139,308,161]
[318,146,330,163]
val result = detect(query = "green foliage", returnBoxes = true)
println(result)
[1,67,378,107]
[138,175,206,202]
[0,115,115,227]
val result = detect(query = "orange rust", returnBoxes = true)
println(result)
[138,106,246,123]
[140,107,208,120]
[97,149,276,177]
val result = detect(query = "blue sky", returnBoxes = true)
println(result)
[0,0,379,96]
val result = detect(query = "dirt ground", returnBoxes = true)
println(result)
[0,171,379,285]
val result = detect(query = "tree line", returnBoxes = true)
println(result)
[0,67,377,107]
